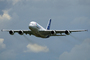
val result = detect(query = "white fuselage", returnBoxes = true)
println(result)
[29,21,49,38]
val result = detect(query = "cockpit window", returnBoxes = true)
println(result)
[30,22,36,26]
[36,23,41,29]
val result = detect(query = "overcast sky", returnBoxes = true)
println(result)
[0,0,90,60]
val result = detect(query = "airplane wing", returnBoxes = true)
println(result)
[39,30,87,36]
[1,29,33,35]
[55,30,88,33]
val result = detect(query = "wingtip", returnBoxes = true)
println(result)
[1,29,6,32]
[1,29,3,32]
[86,29,88,31]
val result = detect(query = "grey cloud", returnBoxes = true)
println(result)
[0,49,16,60]
[59,38,90,60]
[24,43,49,53]
[0,9,11,21]
[0,0,12,14]
[0,38,6,49]
[0,9,12,28]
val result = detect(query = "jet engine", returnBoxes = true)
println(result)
[65,30,70,35]
[18,30,24,35]
[51,30,56,35]
[9,30,14,35]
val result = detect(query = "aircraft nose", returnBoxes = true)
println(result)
[29,23,33,28]
[29,21,37,26]
[29,24,33,30]
[29,22,37,28]
[29,23,32,26]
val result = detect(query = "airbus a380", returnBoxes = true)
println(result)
[1,19,87,38]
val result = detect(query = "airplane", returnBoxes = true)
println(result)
[1,19,87,38]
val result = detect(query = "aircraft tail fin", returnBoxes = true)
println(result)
[46,19,51,30]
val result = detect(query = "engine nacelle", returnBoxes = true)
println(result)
[18,30,24,35]
[51,30,56,35]
[9,30,14,35]
[65,30,70,35]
